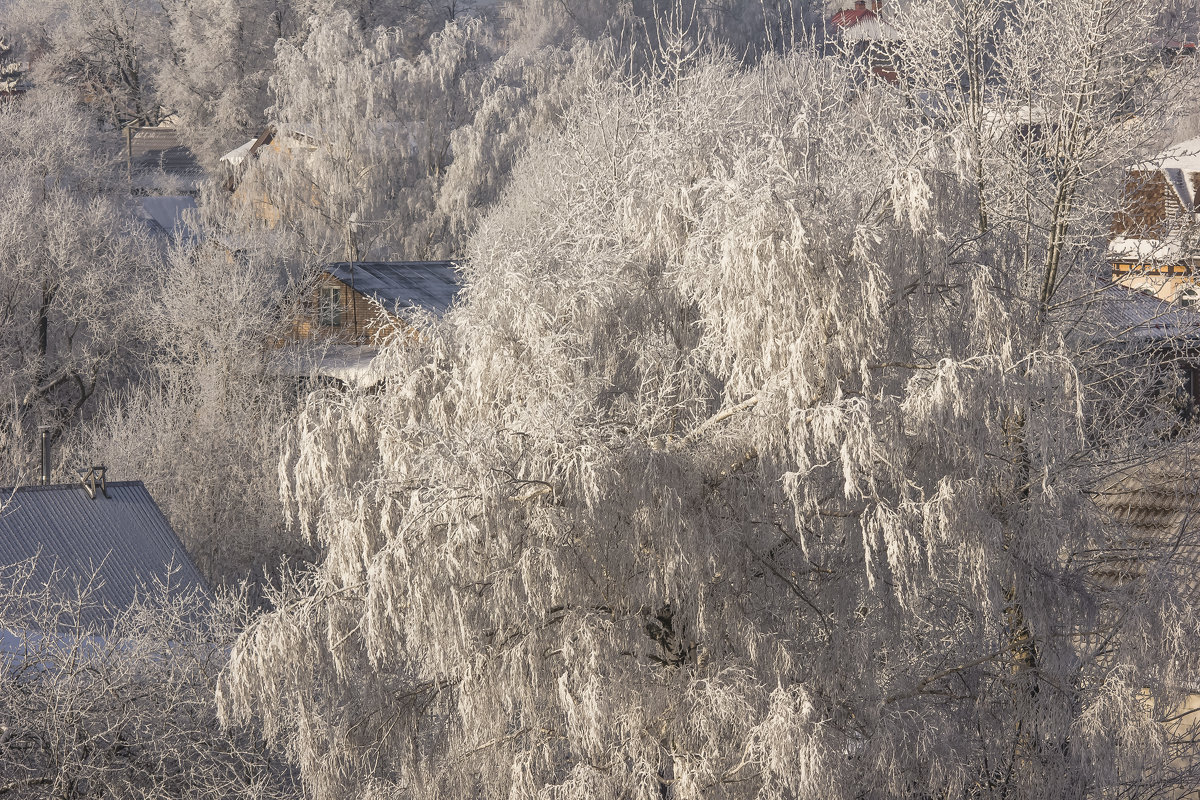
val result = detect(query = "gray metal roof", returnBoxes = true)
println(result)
[140,195,200,241]
[325,261,460,316]
[1070,283,1200,346]
[0,481,209,629]
[128,127,201,176]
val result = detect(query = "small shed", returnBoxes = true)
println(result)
[0,478,209,629]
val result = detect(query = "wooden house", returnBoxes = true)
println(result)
[220,124,301,227]
[829,0,902,83]
[1083,289,1200,796]
[1110,137,1200,305]
[268,261,460,387]
[293,261,460,346]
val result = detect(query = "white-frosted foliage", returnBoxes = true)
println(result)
[0,563,300,798]
[151,0,282,166]
[435,36,613,249]
[152,0,457,169]
[260,14,621,262]
[224,21,1200,800]
[0,89,144,484]
[260,14,494,261]
[12,0,167,126]
[74,237,311,587]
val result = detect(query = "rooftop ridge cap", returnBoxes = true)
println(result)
[1,480,146,494]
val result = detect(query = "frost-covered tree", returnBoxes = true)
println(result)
[74,212,313,587]
[149,0,283,167]
[0,89,146,485]
[433,35,612,247]
[152,0,466,169]
[249,13,496,261]
[0,561,300,799]
[13,0,167,126]
[220,1,1200,795]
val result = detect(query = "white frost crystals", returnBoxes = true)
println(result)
[222,5,1200,800]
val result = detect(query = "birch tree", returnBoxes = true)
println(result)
[220,3,1200,799]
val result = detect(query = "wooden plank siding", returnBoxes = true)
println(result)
[1113,170,1175,238]
[1112,169,1200,237]
[290,272,409,345]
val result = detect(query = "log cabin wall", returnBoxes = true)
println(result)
[292,272,405,345]
[1113,170,1172,238]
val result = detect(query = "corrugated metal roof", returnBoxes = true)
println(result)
[1091,454,1200,586]
[325,261,461,317]
[0,481,209,629]
[1074,283,1200,344]
[129,127,201,176]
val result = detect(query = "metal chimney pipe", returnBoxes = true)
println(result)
[39,427,50,485]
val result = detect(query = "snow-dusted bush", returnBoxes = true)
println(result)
[0,561,299,799]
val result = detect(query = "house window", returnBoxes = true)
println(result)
[318,287,342,327]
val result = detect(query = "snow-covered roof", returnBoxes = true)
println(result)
[839,16,901,41]
[275,122,321,148]
[1134,136,1200,173]
[326,261,461,317]
[1077,282,1200,344]
[979,104,1050,142]
[268,344,386,386]
[220,138,257,166]
[139,196,200,241]
[1108,235,1188,262]
[0,481,210,630]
